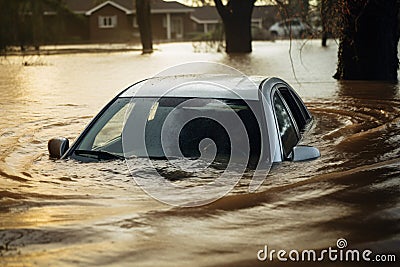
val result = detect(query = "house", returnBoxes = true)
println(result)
[144,0,194,40]
[190,5,280,34]
[84,0,135,42]
[190,6,220,34]
[45,1,280,43]
[60,0,194,42]
[252,5,282,30]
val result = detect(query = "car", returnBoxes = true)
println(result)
[48,75,320,165]
[269,18,310,38]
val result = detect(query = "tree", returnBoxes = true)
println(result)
[334,0,399,81]
[214,0,256,53]
[136,0,153,54]
[320,0,337,47]
[288,0,309,19]
[0,0,72,52]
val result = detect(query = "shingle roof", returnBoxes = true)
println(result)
[253,5,279,19]
[190,5,278,23]
[62,1,276,20]
[152,0,191,10]
[63,0,192,14]
[190,6,219,23]
[84,0,134,15]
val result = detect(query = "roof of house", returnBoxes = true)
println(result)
[85,0,133,15]
[151,0,194,13]
[190,6,219,24]
[152,0,191,10]
[253,5,279,20]
[190,5,278,24]
[63,0,193,15]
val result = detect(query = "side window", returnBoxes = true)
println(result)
[278,87,311,131]
[290,89,311,121]
[273,93,299,158]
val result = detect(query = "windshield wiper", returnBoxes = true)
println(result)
[131,155,183,160]
[74,150,125,160]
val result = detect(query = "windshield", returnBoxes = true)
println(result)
[72,97,263,162]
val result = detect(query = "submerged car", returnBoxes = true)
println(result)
[48,75,320,164]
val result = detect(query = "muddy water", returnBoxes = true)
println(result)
[0,41,399,266]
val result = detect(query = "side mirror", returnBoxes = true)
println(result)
[291,145,320,162]
[48,137,69,159]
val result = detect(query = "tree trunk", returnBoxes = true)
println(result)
[136,0,153,54]
[334,0,399,81]
[30,0,44,49]
[214,0,255,53]
[320,0,331,47]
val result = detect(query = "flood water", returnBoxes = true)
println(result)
[0,41,399,266]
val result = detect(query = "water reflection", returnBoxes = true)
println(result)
[338,80,399,100]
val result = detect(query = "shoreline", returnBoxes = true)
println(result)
[0,43,148,56]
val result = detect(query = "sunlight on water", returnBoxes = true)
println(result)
[0,41,399,266]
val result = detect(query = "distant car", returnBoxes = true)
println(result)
[269,18,310,38]
[48,75,320,164]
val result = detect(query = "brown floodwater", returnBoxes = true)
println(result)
[0,41,399,266]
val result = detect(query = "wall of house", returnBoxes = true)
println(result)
[151,13,193,41]
[89,5,133,43]
[182,13,193,38]
[170,14,183,39]
[151,14,166,40]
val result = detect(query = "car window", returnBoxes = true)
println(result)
[93,102,129,149]
[290,89,311,121]
[76,98,132,155]
[143,98,262,161]
[273,93,299,158]
[75,97,262,163]
[278,87,310,131]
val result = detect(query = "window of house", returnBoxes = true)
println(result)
[98,15,117,28]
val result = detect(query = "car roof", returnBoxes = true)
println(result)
[119,74,270,100]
